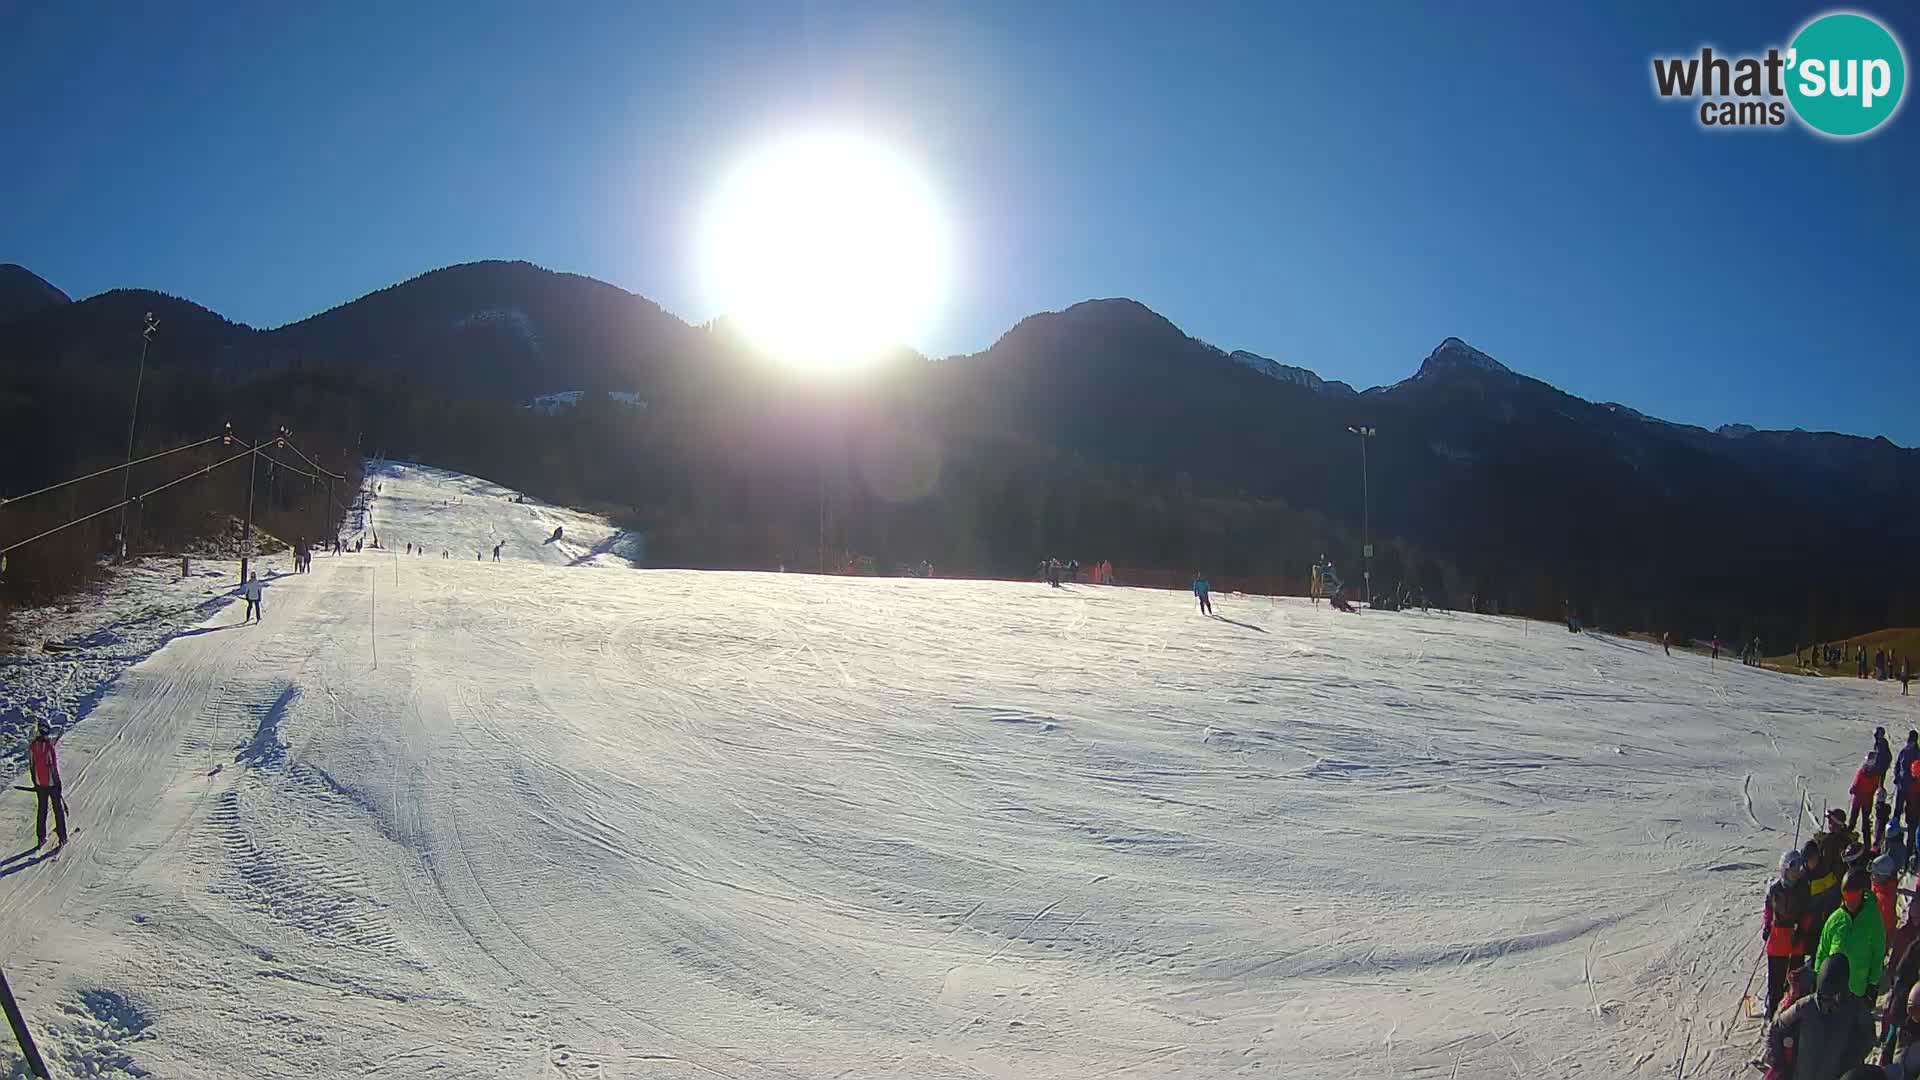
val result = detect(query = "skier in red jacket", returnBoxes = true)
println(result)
[28,723,68,848]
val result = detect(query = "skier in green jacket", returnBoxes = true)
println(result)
[1818,866,1888,1002]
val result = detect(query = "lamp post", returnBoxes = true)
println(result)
[1347,425,1376,606]
[116,312,159,559]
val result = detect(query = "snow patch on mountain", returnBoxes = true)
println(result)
[525,390,647,415]
[1227,350,1358,396]
[451,307,541,351]
[1411,337,1513,380]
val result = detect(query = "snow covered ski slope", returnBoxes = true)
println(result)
[5,464,1915,1078]
[362,460,641,567]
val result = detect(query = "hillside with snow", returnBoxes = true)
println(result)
[363,461,643,567]
[3,463,1912,1078]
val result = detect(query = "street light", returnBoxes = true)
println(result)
[116,312,159,559]
[1347,425,1377,606]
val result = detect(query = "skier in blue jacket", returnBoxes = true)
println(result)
[1895,732,1920,825]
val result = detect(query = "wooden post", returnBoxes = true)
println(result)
[0,969,50,1078]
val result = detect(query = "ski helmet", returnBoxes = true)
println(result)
[1782,850,1806,878]
[1874,853,1899,879]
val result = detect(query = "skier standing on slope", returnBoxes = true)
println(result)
[1817,867,1888,1005]
[28,723,68,848]
[1192,572,1212,615]
[1767,953,1873,1080]
[1901,761,1920,872]
[1810,839,1845,931]
[493,541,504,562]
[1825,809,1860,875]
[1880,982,1920,1076]
[1663,631,1671,656]
[1857,759,1887,839]
[1874,852,1903,939]
[1896,734,1920,825]
[1767,849,1816,1019]
[1877,729,1898,787]
[241,572,265,624]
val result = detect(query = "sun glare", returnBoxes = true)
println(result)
[700,132,950,371]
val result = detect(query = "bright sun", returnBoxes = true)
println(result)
[700,132,950,370]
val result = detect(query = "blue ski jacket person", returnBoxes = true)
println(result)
[1896,733,1920,817]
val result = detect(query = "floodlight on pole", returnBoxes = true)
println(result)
[1347,426,1377,606]
[116,312,159,559]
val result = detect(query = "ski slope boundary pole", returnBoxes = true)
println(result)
[0,969,50,1078]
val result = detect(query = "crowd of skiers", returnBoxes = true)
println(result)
[1799,644,1911,685]
[1037,558,1115,587]
[1759,726,1920,1078]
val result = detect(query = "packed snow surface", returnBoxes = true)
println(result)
[4,464,1913,1078]
[363,460,641,566]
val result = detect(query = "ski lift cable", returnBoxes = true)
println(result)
[253,447,324,483]
[276,435,347,481]
[0,444,259,558]
[0,434,225,508]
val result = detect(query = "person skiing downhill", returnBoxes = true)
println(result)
[1192,573,1212,615]
[28,723,68,848]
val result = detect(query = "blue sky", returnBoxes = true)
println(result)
[5,1,1917,441]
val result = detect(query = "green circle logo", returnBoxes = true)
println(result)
[1787,12,1907,137]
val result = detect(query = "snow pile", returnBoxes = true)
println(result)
[3,463,1912,1078]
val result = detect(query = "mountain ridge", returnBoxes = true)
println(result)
[1,258,1907,450]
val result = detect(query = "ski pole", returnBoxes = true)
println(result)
[1731,785,1808,1036]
